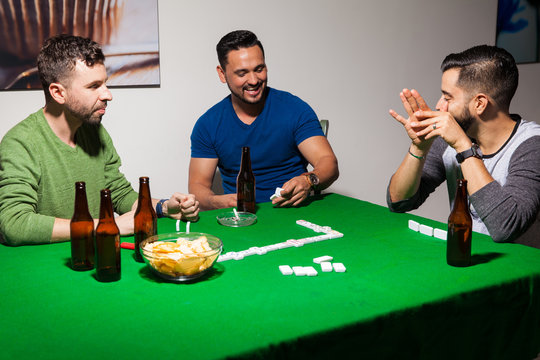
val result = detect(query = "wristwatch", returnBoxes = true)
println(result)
[303,172,320,189]
[456,143,482,164]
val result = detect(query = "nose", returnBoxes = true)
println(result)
[435,96,446,111]
[246,72,258,85]
[100,85,113,102]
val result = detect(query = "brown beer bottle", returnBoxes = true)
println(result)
[134,176,157,262]
[70,182,94,270]
[447,179,472,267]
[95,189,121,282]
[237,146,256,213]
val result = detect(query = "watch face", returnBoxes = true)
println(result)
[309,173,319,186]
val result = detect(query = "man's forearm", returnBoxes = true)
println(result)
[311,155,339,190]
[189,182,233,210]
[388,144,428,202]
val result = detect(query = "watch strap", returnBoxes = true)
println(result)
[456,144,482,164]
[156,199,167,218]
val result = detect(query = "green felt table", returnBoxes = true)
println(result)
[1,193,539,360]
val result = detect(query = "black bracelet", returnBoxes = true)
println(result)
[156,199,167,218]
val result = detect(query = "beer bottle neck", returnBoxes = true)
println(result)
[240,148,252,172]
[99,190,115,220]
[453,180,469,210]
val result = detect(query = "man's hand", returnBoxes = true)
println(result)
[163,193,200,221]
[272,175,311,207]
[411,101,472,153]
[115,210,135,236]
[389,88,434,152]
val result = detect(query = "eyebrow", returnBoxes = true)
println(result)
[233,63,266,75]
[441,90,452,97]
[85,77,108,88]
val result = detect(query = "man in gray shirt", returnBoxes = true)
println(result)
[387,45,540,249]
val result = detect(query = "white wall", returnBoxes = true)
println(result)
[1,0,539,222]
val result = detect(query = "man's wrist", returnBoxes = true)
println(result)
[408,144,427,160]
[156,199,168,218]
[301,172,320,190]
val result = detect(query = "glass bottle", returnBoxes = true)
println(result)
[134,176,157,262]
[237,146,256,213]
[447,179,472,267]
[95,189,121,282]
[70,182,94,270]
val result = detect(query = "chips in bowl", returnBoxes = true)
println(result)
[140,232,222,282]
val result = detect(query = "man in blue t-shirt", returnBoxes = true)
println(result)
[189,30,339,210]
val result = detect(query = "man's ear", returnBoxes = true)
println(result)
[217,65,227,84]
[48,83,67,104]
[473,93,489,115]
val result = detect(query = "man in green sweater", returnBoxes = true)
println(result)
[0,34,199,246]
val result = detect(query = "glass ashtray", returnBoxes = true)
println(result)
[217,211,257,227]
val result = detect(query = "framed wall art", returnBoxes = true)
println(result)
[0,0,160,90]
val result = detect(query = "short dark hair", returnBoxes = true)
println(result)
[37,34,105,98]
[440,45,518,110]
[216,30,264,69]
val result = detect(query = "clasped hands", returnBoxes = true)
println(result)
[162,193,200,221]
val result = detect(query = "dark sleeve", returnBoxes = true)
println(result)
[470,136,540,243]
[387,138,448,212]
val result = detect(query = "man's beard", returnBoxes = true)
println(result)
[65,98,106,125]
[228,81,266,105]
[455,106,474,133]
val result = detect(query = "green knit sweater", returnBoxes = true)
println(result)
[0,109,138,246]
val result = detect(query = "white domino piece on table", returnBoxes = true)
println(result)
[217,253,232,262]
[279,265,293,275]
[313,255,333,264]
[419,224,434,236]
[434,228,447,240]
[408,220,420,232]
[320,262,333,272]
[292,266,306,276]
[332,263,346,273]
[233,252,244,260]
[328,231,344,239]
[302,237,317,244]
[305,266,318,276]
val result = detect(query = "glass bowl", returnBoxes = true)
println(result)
[216,211,257,227]
[140,232,222,282]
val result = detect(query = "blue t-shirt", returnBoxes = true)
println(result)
[190,87,324,203]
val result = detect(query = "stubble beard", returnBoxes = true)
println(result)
[454,105,474,133]
[228,81,266,106]
[65,98,106,126]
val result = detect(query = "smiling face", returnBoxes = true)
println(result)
[436,68,475,132]
[217,45,267,106]
[63,60,112,125]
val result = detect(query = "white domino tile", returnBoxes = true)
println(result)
[332,263,346,273]
[313,255,333,264]
[434,228,447,240]
[408,220,420,232]
[305,266,318,277]
[320,262,333,272]
[419,224,434,236]
[279,265,293,275]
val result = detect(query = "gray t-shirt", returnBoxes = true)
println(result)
[388,115,540,248]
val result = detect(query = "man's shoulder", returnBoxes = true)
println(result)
[268,87,311,107]
[517,118,540,135]
[199,95,232,119]
[2,109,44,144]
